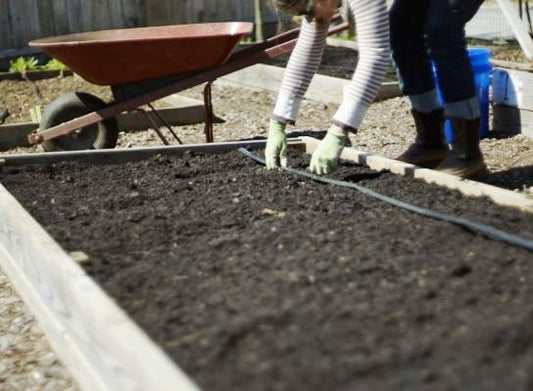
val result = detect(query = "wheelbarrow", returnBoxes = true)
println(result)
[28,17,348,151]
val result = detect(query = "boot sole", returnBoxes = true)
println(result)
[435,162,488,179]
[396,155,447,169]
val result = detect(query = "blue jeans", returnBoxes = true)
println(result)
[389,0,484,111]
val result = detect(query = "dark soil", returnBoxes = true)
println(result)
[1,149,532,391]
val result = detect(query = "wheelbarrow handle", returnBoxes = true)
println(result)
[232,13,344,62]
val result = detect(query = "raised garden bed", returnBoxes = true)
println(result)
[0,139,532,390]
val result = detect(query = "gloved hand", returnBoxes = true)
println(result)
[265,119,288,169]
[309,125,348,175]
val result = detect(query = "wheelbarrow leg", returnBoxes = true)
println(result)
[136,108,170,145]
[203,82,214,143]
[146,103,183,144]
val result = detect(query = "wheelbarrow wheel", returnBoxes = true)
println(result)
[40,92,119,152]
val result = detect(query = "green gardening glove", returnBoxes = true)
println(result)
[309,125,348,175]
[265,119,288,170]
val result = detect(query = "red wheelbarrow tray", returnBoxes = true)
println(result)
[29,22,253,86]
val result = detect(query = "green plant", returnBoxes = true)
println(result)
[43,58,68,71]
[9,56,40,74]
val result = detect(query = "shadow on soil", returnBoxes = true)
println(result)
[476,165,533,191]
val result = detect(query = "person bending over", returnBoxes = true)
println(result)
[390,0,486,178]
[265,0,390,175]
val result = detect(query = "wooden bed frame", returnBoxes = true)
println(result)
[0,138,531,390]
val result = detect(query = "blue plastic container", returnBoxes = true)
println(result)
[433,48,492,143]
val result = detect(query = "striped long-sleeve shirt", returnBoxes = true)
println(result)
[272,0,390,132]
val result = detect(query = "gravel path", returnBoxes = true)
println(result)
[0,273,78,390]
[1,55,532,389]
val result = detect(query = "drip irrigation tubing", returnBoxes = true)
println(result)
[238,148,533,252]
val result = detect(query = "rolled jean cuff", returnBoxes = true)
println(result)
[445,96,480,119]
[408,88,442,113]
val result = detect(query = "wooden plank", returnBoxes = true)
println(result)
[0,1,13,49]
[492,68,533,111]
[0,123,38,150]
[301,136,533,213]
[491,59,533,72]
[81,0,96,31]
[24,0,42,42]
[145,0,173,26]
[494,0,533,59]
[52,0,70,36]
[36,0,58,39]
[194,0,206,23]
[326,37,359,50]
[106,0,124,29]
[66,0,84,34]
[220,63,401,104]
[116,101,205,130]
[492,104,533,139]
[0,101,205,151]
[7,0,27,48]
[120,0,145,27]
[0,184,200,391]
[0,139,307,166]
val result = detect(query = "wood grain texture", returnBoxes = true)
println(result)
[0,183,200,391]
[0,139,290,166]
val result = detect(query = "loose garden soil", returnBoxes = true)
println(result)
[1,42,532,390]
[1,148,532,391]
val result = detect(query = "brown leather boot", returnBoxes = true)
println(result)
[435,117,487,178]
[396,109,449,168]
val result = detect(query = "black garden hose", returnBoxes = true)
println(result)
[239,148,533,252]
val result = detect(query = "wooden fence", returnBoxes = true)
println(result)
[0,0,279,51]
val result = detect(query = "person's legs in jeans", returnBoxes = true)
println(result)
[389,0,447,167]
[390,0,486,176]
[426,0,487,177]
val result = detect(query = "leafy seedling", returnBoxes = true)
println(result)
[43,58,69,72]
[9,56,40,75]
